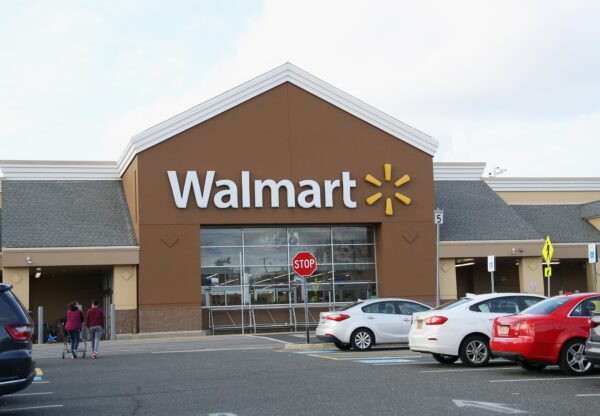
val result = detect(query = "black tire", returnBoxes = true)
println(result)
[432,353,459,364]
[518,361,547,371]
[459,335,491,367]
[333,341,352,350]
[351,328,374,351]
[558,339,594,376]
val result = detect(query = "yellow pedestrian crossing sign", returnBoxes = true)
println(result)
[544,267,552,277]
[542,236,554,266]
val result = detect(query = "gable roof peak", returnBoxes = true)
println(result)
[117,62,438,175]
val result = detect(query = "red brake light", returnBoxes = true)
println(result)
[5,324,33,341]
[590,319,599,329]
[425,316,448,325]
[326,314,350,322]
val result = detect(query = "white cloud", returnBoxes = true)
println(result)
[2,0,600,177]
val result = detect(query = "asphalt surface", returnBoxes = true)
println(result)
[2,334,599,415]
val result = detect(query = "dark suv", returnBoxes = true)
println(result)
[0,284,34,396]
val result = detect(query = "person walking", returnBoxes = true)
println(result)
[86,299,105,359]
[65,301,84,359]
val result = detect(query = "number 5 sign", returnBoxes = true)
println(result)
[434,209,444,225]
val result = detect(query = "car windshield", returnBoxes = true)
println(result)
[433,297,473,311]
[521,296,572,315]
[335,301,364,311]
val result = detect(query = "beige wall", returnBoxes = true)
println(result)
[518,257,545,296]
[2,267,29,310]
[2,247,139,268]
[587,262,599,292]
[113,265,137,310]
[440,259,457,300]
[497,191,600,205]
[589,218,600,232]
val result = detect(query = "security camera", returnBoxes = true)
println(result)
[511,248,516,256]
[26,256,32,265]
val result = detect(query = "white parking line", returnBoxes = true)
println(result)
[5,392,53,397]
[32,381,50,384]
[490,376,600,383]
[422,367,517,373]
[0,405,63,412]
[576,393,600,397]
[251,335,290,344]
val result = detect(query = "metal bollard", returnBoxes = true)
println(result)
[37,306,44,345]
[110,303,116,340]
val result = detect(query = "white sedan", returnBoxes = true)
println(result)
[316,298,431,351]
[409,293,544,366]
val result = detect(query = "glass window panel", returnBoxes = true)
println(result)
[333,245,375,263]
[201,247,241,267]
[289,245,332,264]
[290,265,333,284]
[333,264,376,283]
[201,267,241,286]
[332,226,373,244]
[244,246,288,266]
[243,227,287,246]
[334,283,376,302]
[288,227,331,245]
[244,266,289,286]
[201,228,242,246]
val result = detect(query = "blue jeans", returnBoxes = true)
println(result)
[68,330,80,353]
[89,326,103,353]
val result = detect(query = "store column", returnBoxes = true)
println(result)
[440,259,457,301]
[2,267,29,310]
[113,265,138,334]
[518,257,544,296]
[586,263,599,292]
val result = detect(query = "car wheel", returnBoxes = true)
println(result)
[559,339,593,376]
[459,335,491,367]
[351,328,374,351]
[432,354,459,364]
[518,361,547,371]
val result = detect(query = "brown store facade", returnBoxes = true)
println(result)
[123,67,438,333]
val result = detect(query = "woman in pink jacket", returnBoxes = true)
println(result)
[65,301,84,359]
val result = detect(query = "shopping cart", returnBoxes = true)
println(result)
[58,323,88,359]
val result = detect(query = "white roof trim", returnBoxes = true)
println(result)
[0,160,120,180]
[486,178,600,192]
[433,162,486,181]
[116,62,439,175]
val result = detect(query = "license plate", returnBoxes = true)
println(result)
[416,320,423,329]
[498,325,510,335]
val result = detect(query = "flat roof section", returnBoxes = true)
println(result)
[2,181,137,248]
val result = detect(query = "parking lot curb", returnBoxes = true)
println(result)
[283,342,331,350]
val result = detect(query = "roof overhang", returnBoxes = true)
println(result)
[433,162,486,181]
[1,246,139,267]
[441,240,596,259]
[486,177,600,192]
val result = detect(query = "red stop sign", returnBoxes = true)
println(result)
[292,251,317,277]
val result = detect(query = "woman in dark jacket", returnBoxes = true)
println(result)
[65,301,84,358]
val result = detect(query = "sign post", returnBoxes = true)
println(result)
[292,251,318,344]
[487,255,495,292]
[434,209,444,307]
[589,243,597,292]
[542,236,554,297]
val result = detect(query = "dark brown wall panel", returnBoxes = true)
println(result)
[135,82,436,320]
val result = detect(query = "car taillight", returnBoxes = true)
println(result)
[590,319,599,329]
[425,316,448,325]
[5,324,33,341]
[326,314,350,322]
[516,320,534,337]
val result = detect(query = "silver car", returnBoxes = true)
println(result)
[315,298,431,351]
[585,315,600,365]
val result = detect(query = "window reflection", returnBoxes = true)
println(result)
[200,226,377,305]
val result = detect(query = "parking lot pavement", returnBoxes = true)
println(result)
[16,338,600,416]
[32,333,287,359]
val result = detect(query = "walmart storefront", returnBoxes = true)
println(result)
[1,64,599,335]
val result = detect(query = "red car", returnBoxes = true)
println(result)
[491,293,600,375]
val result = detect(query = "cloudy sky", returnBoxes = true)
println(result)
[1,0,599,177]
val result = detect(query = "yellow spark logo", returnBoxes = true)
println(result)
[365,163,411,216]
